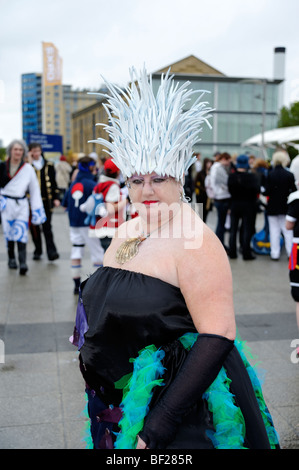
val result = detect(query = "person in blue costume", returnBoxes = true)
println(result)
[71,67,279,449]
[63,156,104,294]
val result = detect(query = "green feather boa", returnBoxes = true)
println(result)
[113,333,279,449]
[82,333,279,449]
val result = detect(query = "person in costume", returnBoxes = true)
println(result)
[28,142,60,261]
[227,154,260,260]
[210,152,232,247]
[80,158,127,252]
[194,157,213,222]
[71,68,279,449]
[55,155,72,201]
[62,156,104,294]
[0,139,46,274]
[264,150,296,261]
[286,155,299,353]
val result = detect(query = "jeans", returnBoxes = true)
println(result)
[229,200,256,258]
[214,198,231,245]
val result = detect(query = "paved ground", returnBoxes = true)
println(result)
[0,206,298,449]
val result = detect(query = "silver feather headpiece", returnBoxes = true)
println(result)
[89,67,213,181]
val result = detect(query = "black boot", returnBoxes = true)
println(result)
[73,277,81,295]
[17,242,28,275]
[7,241,17,269]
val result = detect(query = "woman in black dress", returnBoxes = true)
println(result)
[71,68,279,450]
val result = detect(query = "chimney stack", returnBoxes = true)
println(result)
[273,47,286,80]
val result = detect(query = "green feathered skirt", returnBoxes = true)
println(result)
[82,333,279,450]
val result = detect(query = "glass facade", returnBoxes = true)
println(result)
[22,74,102,153]
[152,75,282,158]
[22,73,42,141]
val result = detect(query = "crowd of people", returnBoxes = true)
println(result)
[0,137,298,339]
[186,149,297,262]
[0,139,134,293]
[1,140,299,283]
[186,147,299,349]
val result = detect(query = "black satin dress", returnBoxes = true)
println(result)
[74,266,279,449]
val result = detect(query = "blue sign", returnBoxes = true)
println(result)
[27,133,63,153]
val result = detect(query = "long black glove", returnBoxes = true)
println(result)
[138,333,234,448]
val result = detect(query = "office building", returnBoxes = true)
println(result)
[21,43,101,155]
[21,73,42,141]
[72,50,284,159]
[22,77,99,154]
[152,51,284,157]
[72,92,109,156]
[43,83,101,152]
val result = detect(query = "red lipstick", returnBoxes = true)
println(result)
[143,200,159,205]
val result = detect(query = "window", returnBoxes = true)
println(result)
[218,82,242,112]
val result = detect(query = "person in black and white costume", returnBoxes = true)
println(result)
[29,142,60,261]
[286,154,299,335]
[0,139,46,274]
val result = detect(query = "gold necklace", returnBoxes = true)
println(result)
[115,218,173,265]
[115,234,148,265]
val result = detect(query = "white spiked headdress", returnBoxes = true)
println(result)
[89,67,213,181]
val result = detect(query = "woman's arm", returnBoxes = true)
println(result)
[177,222,236,340]
[137,222,236,449]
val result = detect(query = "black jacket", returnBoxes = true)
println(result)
[228,170,260,203]
[32,159,59,211]
[264,165,296,215]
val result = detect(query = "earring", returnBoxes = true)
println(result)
[180,189,190,203]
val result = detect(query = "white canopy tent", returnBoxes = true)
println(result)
[242,126,299,151]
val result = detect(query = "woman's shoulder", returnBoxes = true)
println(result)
[176,214,233,316]
[176,206,229,267]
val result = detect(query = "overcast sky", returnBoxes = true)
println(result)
[1,0,299,148]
